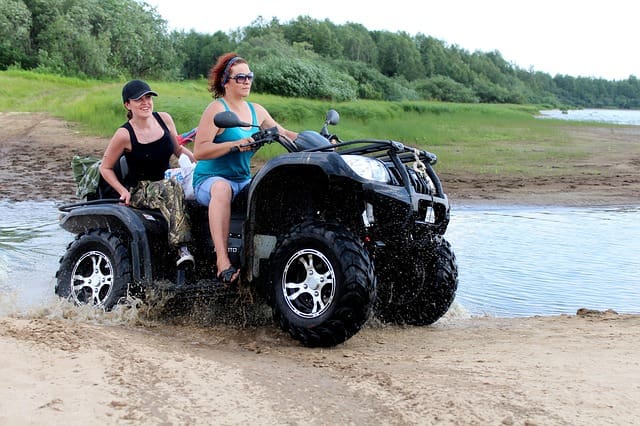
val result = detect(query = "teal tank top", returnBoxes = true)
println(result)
[193,99,258,188]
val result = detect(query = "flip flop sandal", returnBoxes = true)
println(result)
[217,266,239,285]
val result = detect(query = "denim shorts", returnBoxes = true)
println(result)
[194,176,251,206]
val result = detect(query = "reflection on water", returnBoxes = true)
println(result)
[538,108,640,125]
[447,204,640,317]
[0,200,67,314]
[1,199,639,318]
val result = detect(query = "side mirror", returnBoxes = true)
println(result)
[325,109,339,126]
[213,111,258,128]
[320,109,339,138]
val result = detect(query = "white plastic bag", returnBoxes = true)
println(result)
[165,155,195,200]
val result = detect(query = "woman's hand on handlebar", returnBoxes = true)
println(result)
[230,137,258,153]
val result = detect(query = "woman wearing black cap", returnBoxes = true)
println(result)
[100,79,197,267]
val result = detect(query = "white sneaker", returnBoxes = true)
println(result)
[176,246,194,267]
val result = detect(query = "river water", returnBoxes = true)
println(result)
[538,108,640,125]
[448,204,639,317]
[1,199,638,319]
[1,109,639,319]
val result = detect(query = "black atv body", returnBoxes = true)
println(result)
[56,110,458,347]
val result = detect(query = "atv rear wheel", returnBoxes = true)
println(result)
[55,229,132,310]
[269,221,376,347]
[375,237,458,325]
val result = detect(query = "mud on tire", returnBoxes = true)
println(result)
[269,221,376,347]
[375,237,458,325]
[55,229,132,310]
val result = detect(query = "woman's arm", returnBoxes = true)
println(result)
[254,103,298,140]
[99,128,131,202]
[193,102,251,160]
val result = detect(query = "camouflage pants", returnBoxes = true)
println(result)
[130,179,192,247]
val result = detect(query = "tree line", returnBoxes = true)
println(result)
[2,0,638,108]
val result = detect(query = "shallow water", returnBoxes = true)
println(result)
[447,204,640,317]
[539,108,640,125]
[1,199,639,318]
[0,200,65,315]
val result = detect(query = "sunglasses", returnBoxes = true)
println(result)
[228,72,254,84]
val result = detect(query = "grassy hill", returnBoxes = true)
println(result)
[1,69,608,178]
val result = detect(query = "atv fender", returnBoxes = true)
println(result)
[243,152,348,279]
[59,204,156,285]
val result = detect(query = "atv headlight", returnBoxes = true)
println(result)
[342,155,391,183]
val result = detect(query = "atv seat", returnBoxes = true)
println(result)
[185,182,250,251]
[186,181,249,217]
[231,183,249,214]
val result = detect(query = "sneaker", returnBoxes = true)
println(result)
[176,245,195,267]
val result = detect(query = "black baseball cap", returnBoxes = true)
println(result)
[122,79,158,103]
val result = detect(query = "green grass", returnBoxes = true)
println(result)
[0,69,611,177]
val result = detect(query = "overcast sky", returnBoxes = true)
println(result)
[146,0,638,81]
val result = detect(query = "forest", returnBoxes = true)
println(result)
[1,0,639,108]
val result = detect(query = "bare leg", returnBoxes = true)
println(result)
[209,180,239,281]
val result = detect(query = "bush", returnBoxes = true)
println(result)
[253,57,357,101]
[414,76,479,103]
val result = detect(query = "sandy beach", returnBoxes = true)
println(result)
[1,111,639,425]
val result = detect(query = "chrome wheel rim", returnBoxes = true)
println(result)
[70,250,114,307]
[281,249,335,319]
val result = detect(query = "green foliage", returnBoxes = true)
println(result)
[332,60,389,100]
[0,0,33,69]
[334,23,377,65]
[282,16,343,58]
[237,31,296,61]
[1,70,612,179]
[414,76,479,103]
[0,1,638,107]
[253,57,357,101]
[174,30,235,79]
[372,31,425,80]
[12,0,180,79]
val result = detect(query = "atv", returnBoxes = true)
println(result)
[55,109,458,347]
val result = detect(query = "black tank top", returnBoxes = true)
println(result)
[122,112,174,186]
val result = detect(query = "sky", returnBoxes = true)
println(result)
[145,0,638,81]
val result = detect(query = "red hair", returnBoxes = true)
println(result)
[207,52,248,98]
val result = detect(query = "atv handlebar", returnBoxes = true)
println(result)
[228,126,281,153]
[213,110,437,162]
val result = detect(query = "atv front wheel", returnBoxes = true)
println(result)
[375,237,458,325]
[55,229,132,310]
[270,221,376,347]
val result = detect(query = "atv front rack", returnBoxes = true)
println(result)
[327,139,445,200]
[335,139,437,165]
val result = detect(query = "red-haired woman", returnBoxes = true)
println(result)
[192,53,297,284]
